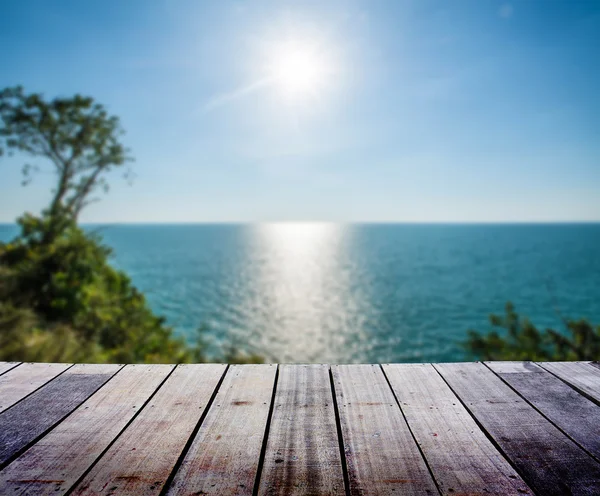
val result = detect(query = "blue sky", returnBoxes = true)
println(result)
[0,0,599,222]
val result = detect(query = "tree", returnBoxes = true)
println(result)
[0,87,191,363]
[464,302,600,361]
[0,86,132,240]
[0,86,263,364]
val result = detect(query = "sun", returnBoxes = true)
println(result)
[269,42,327,98]
[273,47,322,93]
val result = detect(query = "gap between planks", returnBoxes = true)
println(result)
[485,361,600,463]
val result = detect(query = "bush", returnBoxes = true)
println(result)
[464,302,600,361]
[0,213,199,363]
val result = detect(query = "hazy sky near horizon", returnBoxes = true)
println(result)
[0,0,599,222]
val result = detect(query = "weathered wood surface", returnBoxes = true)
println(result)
[0,361,599,495]
[167,364,276,496]
[0,362,20,376]
[487,361,600,461]
[332,364,438,495]
[257,364,345,496]
[435,362,600,496]
[540,361,600,403]
[384,363,532,495]
[0,362,72,413]
[0,364,172,496]
[72,364,226,496]
[0,364,121,468]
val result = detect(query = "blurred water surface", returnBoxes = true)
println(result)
[1,223,599,362]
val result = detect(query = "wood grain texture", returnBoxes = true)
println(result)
[435,362,600,496]
[0,361,598,495]
[257,364,345,496]
[487,361,600,460]
[539,361,600,404]
[332,364,438,495]
[0,364,172,496]
[70,364,226,496]
[384,363,532,495]
[0,362,20,376]
[167,364,276,496]
[0,362,72,413]
[0,363,122,468]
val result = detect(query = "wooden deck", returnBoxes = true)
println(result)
[0,361,599,495]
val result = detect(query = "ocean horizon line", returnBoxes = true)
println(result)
[2,221,600,227]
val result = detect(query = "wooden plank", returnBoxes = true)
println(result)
[70,364,226,496]
[0,363,122,468]
[435,362,600,496]
[166,364,277,496]
[383,364,531,495]
[257,364,345,496]
[0,364,172,496]
[539,361,600,404]
[0,362,72,413]
[0,362,20,376]
[332,364,438,495]
[488,361,600,461]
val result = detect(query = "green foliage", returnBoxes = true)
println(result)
[0,86,132,233]
[0,213,197,363]
[221,345,265,365]
[464,302,600,361]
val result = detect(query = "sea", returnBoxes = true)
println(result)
[1,223,599,363]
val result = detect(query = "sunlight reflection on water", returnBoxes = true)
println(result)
[241,223,373,362]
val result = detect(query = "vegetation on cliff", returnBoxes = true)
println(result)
[0,86,258,363]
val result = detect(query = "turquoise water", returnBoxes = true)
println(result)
[1,223,599,363]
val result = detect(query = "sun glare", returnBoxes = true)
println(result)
[269,42,328,98]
